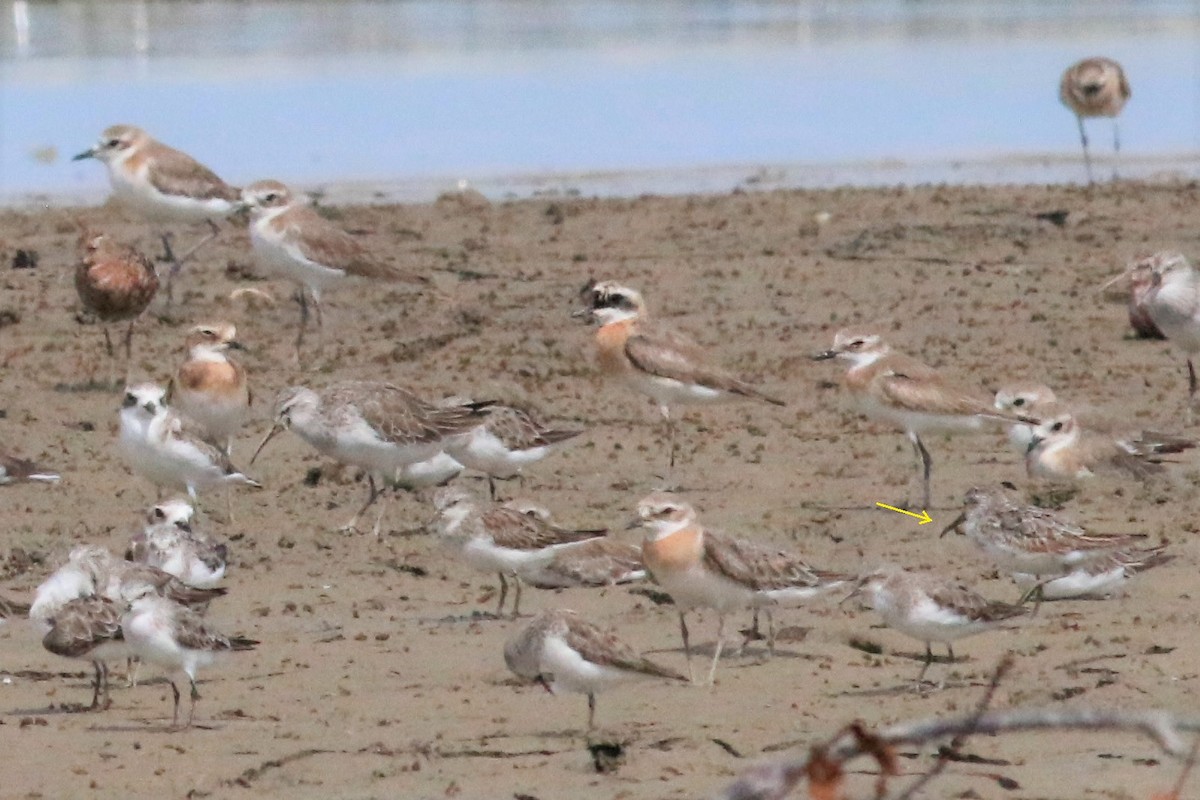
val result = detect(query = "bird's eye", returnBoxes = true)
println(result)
[154,508,166,519]
[1013,398,1025,407]
[850,339,864,348]
[1051,421,1063,432]
[106,138,120,147]
[122,393,137,407]
[263,192,277,202]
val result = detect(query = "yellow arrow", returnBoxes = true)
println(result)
[875,502,933,525]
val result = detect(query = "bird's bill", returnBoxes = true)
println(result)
[71,148,97,161]
[623,516,644,531]
[250,424,283,465]
[1098,268,1135,293]
[810,349,838,361]
[570,307,596,323]
[1025,436,1044,454]
[939,511,967,539]
[838,582,865,607]
[226,339,248,353]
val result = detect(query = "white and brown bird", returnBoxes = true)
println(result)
[118,383,261,502]
[813,327,1021,509]
[574,280,785,471]
[0,446,59,485]
[252,382,488,533]
[121,590,257,728]
[1025,411,1195,483]
[432,488,608,618]
[992,383,1066,454]
[504,608,687,731]
[168,321,251,455]
[1059,57,1131,184]
[1012,544,1173,601]
[944,487,1147,599]
[632,492,851,685]
[444,401,583,499]
[1120,253,1169,339]
[73,125,239,303]
[502,500,645,589]
[846,565,1027,682]
[41,596,128,711]
[237,180,428,360]
[1102,252,1200,420]
[126,498,229,589]
[75,230,159,377]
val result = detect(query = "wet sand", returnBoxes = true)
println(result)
[1,181,1199,799]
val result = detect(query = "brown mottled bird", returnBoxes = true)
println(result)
[238,180,428,361]
[75,231,159,374]
[1059,57,1131,184]
[0,447,60,485]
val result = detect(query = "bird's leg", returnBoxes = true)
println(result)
[159,233,176,264]
[679,612,694,683]
[947,643,956,663]
[663,405,676,472]
[587,692,596,732]
[907,431,933,510]
[102,325,115,359]
[511,576,523,620]
[294,288,310,365]
[126,657,140,688]
[89,660,103,710]
[122,318,137,380]
[187,676,200,727]
[340,474,382,533]
[1188,359,1197,425]
[169,680,181,728]
[172,219,221,269]
[707,614,727,687]
[1076,115,1094,186]
[100,661,112,710]
[496,573,509,617]
[917,642,934,683]
[1111,119,1121,181]
[765,609,777,658]
[488,476,498,501]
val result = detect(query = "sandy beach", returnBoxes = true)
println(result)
[1,180,1198,799]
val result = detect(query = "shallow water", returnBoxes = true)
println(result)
[2,0,1200,204]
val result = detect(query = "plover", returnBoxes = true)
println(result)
[992,383,1062,453]
[121,590,257,727]
[169,322,251,455]
[237,180,428,360]
[432,488,607,618]
[846,565,1027,681]
[74,230,159,376]
[1059,57,1131,184]
[574,280,784,470]
[812,327,1022,508]
[1025,412,1195,482]
[252,382,486,533]
[632,492,851,685]
[504,608,687,730]
[1102,252,1200,420]
[1012,544,1173,601]
[118,383,261,501]
[444,401,583,499]
[126,498,229,589]
[73,125,239,303]
[943,487,1146,596]
[41,596,128,711]
[0,447,59,485]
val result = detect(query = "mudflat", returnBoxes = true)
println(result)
[1,181,1198,799]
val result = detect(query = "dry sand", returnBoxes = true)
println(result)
[1,181,1199,799]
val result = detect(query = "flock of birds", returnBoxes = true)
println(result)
[0,54,1181,737]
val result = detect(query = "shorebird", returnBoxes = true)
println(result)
[237,180,428,360]
[73,125,239,303]
[75,230,159,378]
[0,447,59,485]
[943,486,1146,598]
[992,383,1062,453]
[41,596,127,711]
[168,322,251,455]
[432,488,607,617]
[1059,57,1131,184]
[1102,252,1200,421]
[574,280,785,471]
[503,500,645,589]
[121,590,257,728]
[252,382,487,533]
[127,498,229,589]
[444,401,583,499]
[1025,411,1195,482]
[812,327,1021,508]
[118,383,262,501]
[1012,544,1173,601]
[845,565,1027,682]
[1122,254,1168,339]
[504,608,687,731]
[632,492,851,685]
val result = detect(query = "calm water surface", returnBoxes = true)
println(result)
[2,1,1200,204]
